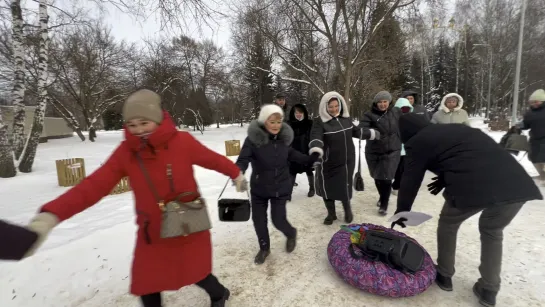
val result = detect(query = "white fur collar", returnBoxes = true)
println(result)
[440,93,464,113]
[318,91,350,122]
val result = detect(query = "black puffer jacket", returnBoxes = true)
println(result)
[360,103,402,180]
[521,104,545,163]
[236,120,313,200]
[309,91,373,201]
[396,114,542,213]
[288,104,313,174]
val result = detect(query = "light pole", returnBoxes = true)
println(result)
[512,0,527,124]
[474,44,493,119]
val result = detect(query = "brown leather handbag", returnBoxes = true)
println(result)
[136,155,211,238]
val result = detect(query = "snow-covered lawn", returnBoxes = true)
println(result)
[1,121,543,307]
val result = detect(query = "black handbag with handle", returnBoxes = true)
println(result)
[354,128,365,191]
[218,178,251,222]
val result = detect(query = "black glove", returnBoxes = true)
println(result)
[427,176,445,195]
[309,152,321,163]
[390,217,408,229]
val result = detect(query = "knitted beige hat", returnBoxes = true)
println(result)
[529,89,545,102]
[122,89,164,123]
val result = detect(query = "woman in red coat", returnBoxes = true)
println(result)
[22,89,248,307]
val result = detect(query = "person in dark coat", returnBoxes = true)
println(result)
[274,92,289,121]
[360,90,402,216]
[499,126,529,156]
[287,103,315,197]
[394,113,542,307]
[236,104,319,264]
[519,89,545,183]
[0,219,38,261]
[401,90,430,119]
[309,91,378,225]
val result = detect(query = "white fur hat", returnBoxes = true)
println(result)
[257,104,284,124]
[529,89,545,102]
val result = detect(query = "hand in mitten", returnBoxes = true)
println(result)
[309,152,321,164]
[0,220,38,261]
[390,217,408,229]
[233,172,248,192]
[371,129,381,140]
[23,212,59,258]
[427,176,445,195]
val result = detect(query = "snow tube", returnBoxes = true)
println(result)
[327,223,436,298]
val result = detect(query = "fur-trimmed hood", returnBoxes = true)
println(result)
[247,120,294,147]
[439,93,464,113]
[318,91,350,122]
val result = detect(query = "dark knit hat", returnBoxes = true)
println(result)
[399,113,431,143]
[122,89,163,123]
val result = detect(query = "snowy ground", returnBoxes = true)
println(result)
[1,119,544,307]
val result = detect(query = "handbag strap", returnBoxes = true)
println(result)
[357,128,363,172]
[135,153,164,208]
[217,177,250,200]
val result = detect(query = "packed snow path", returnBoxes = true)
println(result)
[0,120,543,307]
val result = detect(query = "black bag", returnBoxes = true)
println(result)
[354,128,364,191]
[218,178,251,222]
[349,230,425,273]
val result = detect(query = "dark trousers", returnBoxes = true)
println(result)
[140,273,225,307]
[252,196,297,251]
[436,201,524,292]
[290,170,314,183]
[392,156,405,190]
[374,179,392,208]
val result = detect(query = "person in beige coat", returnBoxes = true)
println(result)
[431,93,470,125]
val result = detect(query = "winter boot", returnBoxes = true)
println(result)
[342,201,353,223]
[324,200,337,225]
[378,203,388,216]
[211,288,230,307]
[435,269,453,291]
[286,229,297,253]
[473,282,497,307]
[254,249,270,265]
[307,174,315,197]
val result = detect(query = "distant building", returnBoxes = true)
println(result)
[0,106,73,143]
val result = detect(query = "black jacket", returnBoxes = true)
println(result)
[396,114,542,213]
[521,104,545,163]
[401,90,430,120]
[309,91,372,201]
[236,120,313,200]
[288,104,313,174]
[360,104,402,180]
[0,219,38,261]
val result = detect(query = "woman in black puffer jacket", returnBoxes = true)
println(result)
[236,104,319,265]
[359,90,402,216]
[288,103,315,198]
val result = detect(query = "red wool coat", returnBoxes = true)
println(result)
[40,112,241,296]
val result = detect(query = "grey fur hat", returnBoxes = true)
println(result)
[373,91,392,103]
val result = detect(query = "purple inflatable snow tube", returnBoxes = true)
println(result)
[327,223,436,298]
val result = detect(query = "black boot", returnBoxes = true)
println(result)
[211,288,230,307]
[435,270,453,291]
[473,282,497,307]
[323,200,337,225]
[342,201,353,223]
[307,174,315,197]
[286,229,297,253]
[254,249,270,265]
[378,205,388,216]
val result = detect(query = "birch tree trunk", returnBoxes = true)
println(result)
[10,0,27,160]
[18,0,49,173]
[0,112,16,178]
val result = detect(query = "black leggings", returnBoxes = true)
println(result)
[374,179,392,207]
[140,273,225,307]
